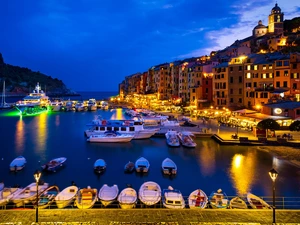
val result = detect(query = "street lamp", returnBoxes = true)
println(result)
[269,168,278,224]
[34,170,42,223]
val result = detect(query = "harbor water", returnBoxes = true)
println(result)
[0,103,300,204]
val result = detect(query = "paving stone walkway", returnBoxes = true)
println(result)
[1,209,300,225]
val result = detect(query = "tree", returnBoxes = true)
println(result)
[289,120,300,132]
[256,119,280,137]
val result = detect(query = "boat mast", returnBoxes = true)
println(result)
[1,80,5,106]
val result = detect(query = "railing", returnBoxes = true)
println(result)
[1,196,300,210]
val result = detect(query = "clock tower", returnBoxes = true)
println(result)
[268,3,284,34]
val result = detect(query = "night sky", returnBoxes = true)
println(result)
[0,1,299,91]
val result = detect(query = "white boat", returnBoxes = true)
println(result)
[135,157,150,173]
[64,99,74,111]
[10,182,49,207]
[247,192,271,209]
[75,101,86,111]
[75,186,98,209]
[138,181,161,206]
[98,184,119,207]
[35,185,60,209]
[87,131,134,143]
[41,157,67,172]
[229,196,248,209]
[85,118,159,140]
[94,159,106,174]
[15,83,50,115]
[0,186,21,206]
[161,158,177,175]
[177,131,197,148]
[188,189,208,209]
[117,187,137,209]
[87,99,97,111]
[50,100,63,111]
[208,189,229,209]
[9,156,26,171]
[0,81,12,110]
[55,185,78,209]
[162,186,185,209]
[165,130,180,147]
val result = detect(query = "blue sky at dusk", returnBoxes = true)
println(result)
[0,0,299,92]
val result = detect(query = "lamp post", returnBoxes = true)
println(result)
[269,168,278,224]
[34,170,41,223]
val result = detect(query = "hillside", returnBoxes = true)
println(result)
[0,53,75,96]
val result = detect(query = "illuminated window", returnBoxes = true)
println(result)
[269,65,273,69]
[246,73,251,79]
[263,74,266,79]
[254,65,258,70]
[270,73,273,78]
[262,65,266,70]
[247,65,251,70]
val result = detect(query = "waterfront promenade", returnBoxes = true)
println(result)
[1,209,300,224]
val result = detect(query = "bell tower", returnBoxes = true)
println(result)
[268,3,284,34]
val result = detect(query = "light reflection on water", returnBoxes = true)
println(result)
[15,118,25,155]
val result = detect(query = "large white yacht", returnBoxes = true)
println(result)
[15,83,50,115]
[85,118,159,140]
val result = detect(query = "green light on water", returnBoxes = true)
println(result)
[1,108,50,117]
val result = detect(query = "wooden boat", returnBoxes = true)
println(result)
[9,156,26,171]
[165,130,180,147]
[10,182,49,207]
[177,131,197,148]
[229,196,248,209]
[0,186,21,207]
[138,181,161,206]
[247,192,271,209]
[208,189,229,209]
[35,185,59,209]
[75,186,98,209]
[162,186,185,209]
[55,185,78,209]
[135,157,150,173]
[41,157,67,172]
[188,189,208,209]
[124,161,135,173]
[161,158,177,175]
[117,186,137,209]
[87,131,134,143]
[98,184,119,207]
[94,159,106,174]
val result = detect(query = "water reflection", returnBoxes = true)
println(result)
[199,141,215,176]
[15,118,25,154]
[55,115,60,126]
[34,113,48,155]
[110,108,125,120]
[229,152,257,195]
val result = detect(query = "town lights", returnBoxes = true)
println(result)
[269,168,278,224]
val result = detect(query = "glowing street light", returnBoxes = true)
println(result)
[34,170,42,223]
[269,168,278,224]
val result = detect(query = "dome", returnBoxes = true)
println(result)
[271,3,281,14]
[254,20,267,29]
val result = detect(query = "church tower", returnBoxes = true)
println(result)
[268,3,284,34]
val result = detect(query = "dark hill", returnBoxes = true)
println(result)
[0,53,75,96]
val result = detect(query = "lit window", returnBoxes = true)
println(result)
[246,73,251,79]
[263,74,266,79]
[254,65,258,70]
[247,65,251,70]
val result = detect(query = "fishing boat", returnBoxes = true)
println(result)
[41,157,67,172]
[94,159,106,174]
[135,157,150,173]
[87,131,134,143]
[162,186,185,209]
[165,130,180,147]
[98,184,119,207]
[177,131,197,148]
[117,186,137,209]
[10,182,49,207]
[247,192,271,209]
[0,186,21,207]
[188,189,208,209]
[124,161,135,173]
[75,186,98,209]
[85,118,159,140]
[9,156,26,171]
[161,158,177,175]
[208,189,229,209]
[15,83,50,116]
[138,181,161,206]
[229,196,248,209]
[35,185,60,209]
[55,185,78,209]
